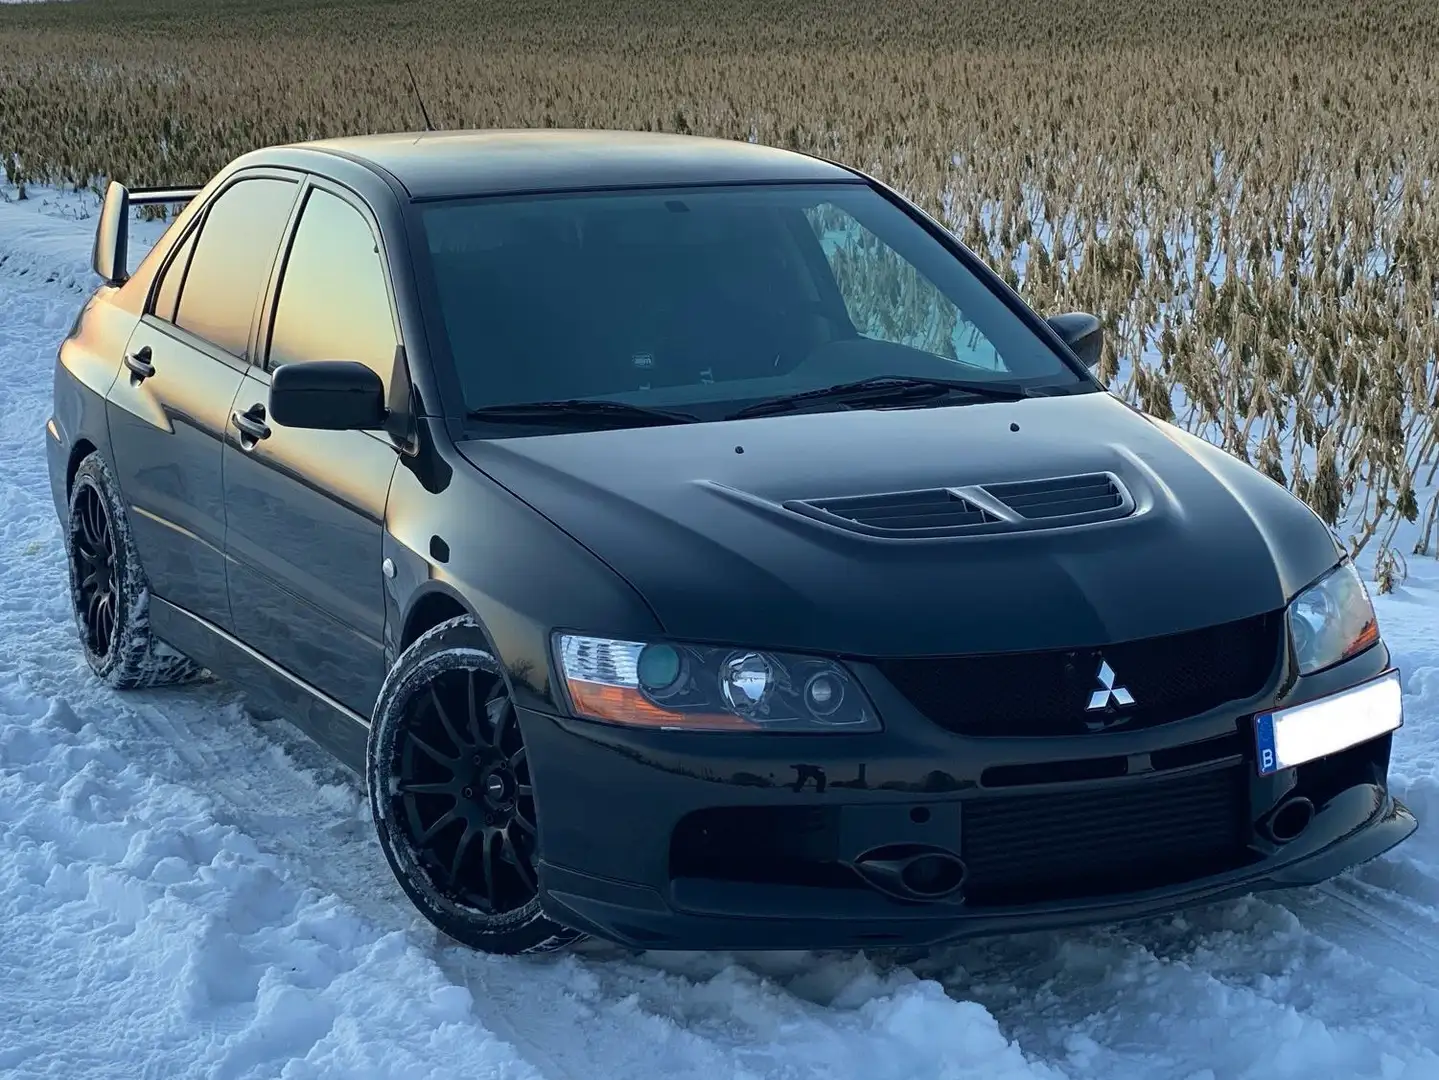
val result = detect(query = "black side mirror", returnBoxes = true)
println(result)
[269,360,386,431]
[1046,312,1102,370]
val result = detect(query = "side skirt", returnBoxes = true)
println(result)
[150,596,371,776]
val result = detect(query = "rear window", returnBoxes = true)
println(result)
[417,182,1081,416]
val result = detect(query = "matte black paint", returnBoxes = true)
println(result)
[1046,312,1103,369]
[518,639,1409,950]
[268,360,387,430]
[45,129,1414,952]
[380,422,663,713]
[303,129,854,200]
[537,793,1416,951]
[454,392,1344,658]
[222,370,398,716]
[105,318,247,630]
[149,596,372,773]
[46,292,126,520]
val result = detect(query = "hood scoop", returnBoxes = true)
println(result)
[785,471,1134,539]
[982,473,1129,521]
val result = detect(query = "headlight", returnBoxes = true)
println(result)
[553,634,881,733]
[1287,560,1379,675]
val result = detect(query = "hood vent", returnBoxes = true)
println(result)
[796,489,999,538]
[981,473,1129,523]
[787,472,1133,539]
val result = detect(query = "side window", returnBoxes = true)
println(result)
[266,187,398,395]
[152,225,198,323]
[173,177,299,358]
[803,202,1008,371]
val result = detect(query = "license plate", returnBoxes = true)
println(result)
[1254,668,1403,776]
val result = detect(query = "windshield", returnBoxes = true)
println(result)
[417,182,1091,426]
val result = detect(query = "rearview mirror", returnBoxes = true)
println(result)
[269,360,386,431]
[1046,312,1102,370]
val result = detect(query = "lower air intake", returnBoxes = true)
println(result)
[961,765,1252,905]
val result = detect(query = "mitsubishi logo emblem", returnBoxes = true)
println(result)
[1086,659,1135,711]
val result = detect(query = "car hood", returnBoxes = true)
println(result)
[455,392,1342,657]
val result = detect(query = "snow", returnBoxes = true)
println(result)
[2,179,1438,1079]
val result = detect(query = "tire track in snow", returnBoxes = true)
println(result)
[4,184,1439,1080]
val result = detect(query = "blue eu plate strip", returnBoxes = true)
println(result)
[1254,712,1278,776]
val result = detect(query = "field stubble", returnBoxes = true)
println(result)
[3,0,1438,586]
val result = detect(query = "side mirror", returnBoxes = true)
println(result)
[269,360,386,431]
[1046,311,1102,370]
[92,180,130,285]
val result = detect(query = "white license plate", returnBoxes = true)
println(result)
[1254,668,1403,776]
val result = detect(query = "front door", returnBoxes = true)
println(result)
[222,180,404,717]
[106,173,302,630]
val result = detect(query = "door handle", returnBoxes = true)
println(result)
[124,346,155,381]
[231,404,271,445]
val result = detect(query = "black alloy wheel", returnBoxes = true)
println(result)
[396,670,540,915]
[70,480,118,661]
[367,615,581,954]
[64,453,204,689]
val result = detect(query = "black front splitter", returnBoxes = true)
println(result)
[537,787,1416,952]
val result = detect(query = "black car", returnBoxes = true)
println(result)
[48,129,1413,955]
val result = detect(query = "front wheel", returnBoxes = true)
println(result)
[366,615,583,955]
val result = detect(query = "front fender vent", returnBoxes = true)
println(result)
[787,471,1134,538]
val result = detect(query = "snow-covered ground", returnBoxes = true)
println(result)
[2,182,1439,1080]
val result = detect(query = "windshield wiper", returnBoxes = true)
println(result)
[467,399,703,428]
[724,375,1035,421]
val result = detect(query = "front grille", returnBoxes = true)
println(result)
[961,765,1251,905]
[874,609,1283,737]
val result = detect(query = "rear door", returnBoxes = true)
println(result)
[106,172,301,629]
[221,179,404,716]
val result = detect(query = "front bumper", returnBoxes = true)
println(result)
[518,641,1417,951]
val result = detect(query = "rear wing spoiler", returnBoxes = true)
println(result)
[92,180,202,286]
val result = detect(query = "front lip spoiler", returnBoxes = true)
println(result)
[537,786,1417,952]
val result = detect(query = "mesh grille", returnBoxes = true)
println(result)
[961,765,1251,905]
[874,610,1283,737]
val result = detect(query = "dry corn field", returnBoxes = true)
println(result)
[3,0,1438,587]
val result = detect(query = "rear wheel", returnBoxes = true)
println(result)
[64,452,204,689]
[367,616,582,954]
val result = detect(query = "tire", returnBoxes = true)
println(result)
[64,452,205,690]
[367,615,583,955]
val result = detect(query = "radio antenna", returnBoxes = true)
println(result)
[404,63,436,132]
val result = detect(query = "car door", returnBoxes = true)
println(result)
[221,179,404,717]
[106,172,302,630]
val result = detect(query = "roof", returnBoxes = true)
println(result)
[295,128,858,200]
